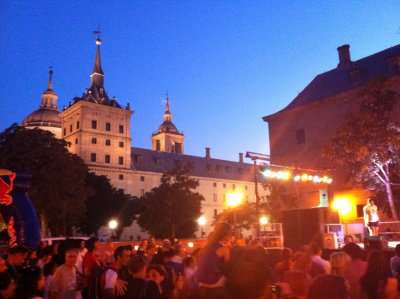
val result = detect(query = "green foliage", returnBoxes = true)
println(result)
[136,163,204,238]
[82,173,138,237]
[0,124,90,236]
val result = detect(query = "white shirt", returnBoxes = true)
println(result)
[104,269,118,290]
[312,255,331,274]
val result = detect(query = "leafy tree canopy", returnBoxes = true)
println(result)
[136,163,204,238]
[0,124,90,235]
[323,80,400,218]
[82,173,138,237]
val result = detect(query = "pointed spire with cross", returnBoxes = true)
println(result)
[91,26,104,87]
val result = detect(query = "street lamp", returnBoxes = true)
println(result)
[227,192,243,238]
[197,216,206,238]
[259,216,268,235]
[108,219,118,240]
[259,216,268,225]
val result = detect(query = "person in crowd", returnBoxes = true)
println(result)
[148,236,157,248]
[363,198,379,236]
[274,248,293,282]
[290,252,313,282]
[360,250,398,299]
[27,250,39,267]
[102,246,131,299]
[78,240,88,259]
[153,239,173,265]
[118,255,161,299]
[43,261,58,299]
[0,272,16,299]
[138,239,149,252]
[164,249,184,276]
[37,247,53,270]
[82,237,101,297]
[101,242,115,267]
[183,256,199,298]
[15,266,46,299]
[49,247,83,299]
[172,244,186,265]
[329,252,351,277]
[0,257,7,273]
[147,264,168,298]
[4,245,28,279]
[196,222,232,298]
[145,244,158,266]
[390,244,400,285]
[224,247,275,299]
[342,242,366,299]
[309,243,331,275]
[306,274,350,299]
[282,270,309,299]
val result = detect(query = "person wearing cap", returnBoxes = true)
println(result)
[363,198,379,236]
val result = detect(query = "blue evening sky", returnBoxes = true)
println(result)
[0,1,399,162]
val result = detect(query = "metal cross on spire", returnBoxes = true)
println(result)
[93,25,101,39]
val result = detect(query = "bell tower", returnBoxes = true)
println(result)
[60,35,133,190]
[151,95,185,154]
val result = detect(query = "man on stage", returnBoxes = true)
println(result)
[363,198,379,236]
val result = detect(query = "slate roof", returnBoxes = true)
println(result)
[131,147,262,182]
[264,44,400,120]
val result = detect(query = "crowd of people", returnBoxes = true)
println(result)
[1,222,400,299]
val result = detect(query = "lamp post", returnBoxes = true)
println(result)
[227,192,243,239]
[197,216,206,238]
[108,219,118,241]
[245,152,270,238]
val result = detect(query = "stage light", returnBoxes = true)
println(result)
[332,197,351,215]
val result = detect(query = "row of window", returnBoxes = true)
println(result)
[91,138,124,148]
[133,155,250,174]
[91,120,124,133]
[213,182,248,190]
[136,175,248,191]
[90,153,124,165]
[63,121,125,136]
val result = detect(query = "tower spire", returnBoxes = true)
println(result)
[41,68,58,108]
[90,28,104,88]
[165,91,170,113]
[164,93,172,122]
[47,66,54,91]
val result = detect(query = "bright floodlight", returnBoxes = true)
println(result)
[197,216,206,226]
[332,197,351,215]
[188,242,194,248]
[226,192,243,208]
[259,216,268,225]
[108,219,118,230]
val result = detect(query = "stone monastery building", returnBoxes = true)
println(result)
[22,37,268,239]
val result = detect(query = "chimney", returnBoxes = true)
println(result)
[239,153,243,163]
[337,44,351,69]
[205,147,211,159]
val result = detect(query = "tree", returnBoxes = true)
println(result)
[0,124,90,235]
[82,173,137,238]
[323,80,400,219]
[136,163,204,238]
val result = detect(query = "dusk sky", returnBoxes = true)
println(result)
[1,1,399,162]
